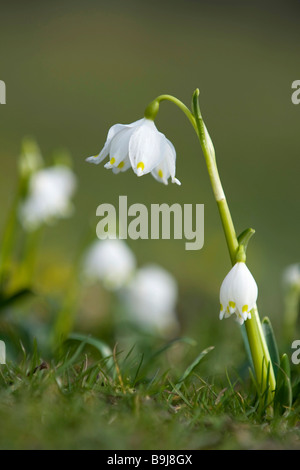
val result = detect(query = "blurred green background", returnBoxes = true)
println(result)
[0,0,299,366]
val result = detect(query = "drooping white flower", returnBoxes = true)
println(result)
[122,264,179,334]
[86,118,181,185]
[82,239,136,291]
[219,262,258,325]
[19,165,77,231]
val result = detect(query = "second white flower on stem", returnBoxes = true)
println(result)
[219,262,258,325]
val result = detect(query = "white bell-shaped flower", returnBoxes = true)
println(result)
[219,262,258,325]
[82,239,136,291]
[19,165,77,231]
[122,264,179,335]
[86,118,180,184]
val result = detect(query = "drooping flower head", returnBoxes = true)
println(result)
[86,118,181,185]
[219,262,258,325]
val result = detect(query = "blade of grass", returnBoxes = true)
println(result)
[169,346,214,399]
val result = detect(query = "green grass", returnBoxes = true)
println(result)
[0,338,299,450]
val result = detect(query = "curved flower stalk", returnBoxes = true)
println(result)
[219,262,258,325]
[122,264,179,335]
[19,165,77,231]
[82,239,136,291]
[86,118,181,185]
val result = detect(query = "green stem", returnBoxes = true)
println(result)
[193,92,276,399]
[145,90,276,401]
[216,196,239,264]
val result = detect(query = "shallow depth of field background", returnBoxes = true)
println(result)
[0,0,299,369]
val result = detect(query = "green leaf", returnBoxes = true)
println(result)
[56,341,87,375]
[237,228,255,253]
[262,317,280,378]
[240,323,254,371]
[67,333,112,359]
[173,345,214,393]
[274,353,293,415]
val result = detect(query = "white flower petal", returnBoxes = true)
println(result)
[151,138,181,185]
[108,128,135,167]
[86,123,124,164]
[111,155,132,174]
[86,119,144,165]
[232,263,258,316]
[129,119,166,175]
[220,265,235,316]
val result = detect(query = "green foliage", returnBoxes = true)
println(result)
[262,317,280,378]
[237,228,256,257]
[0,288,33,311]
[274,354,293,416]
[171,345,214,394]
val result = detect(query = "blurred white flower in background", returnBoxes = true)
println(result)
[282,263,300,342]
[19,165,77,231]
[82,239,136,291]
[282,263,300,290]
[0,340,6,364]
[123,264,179,335]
